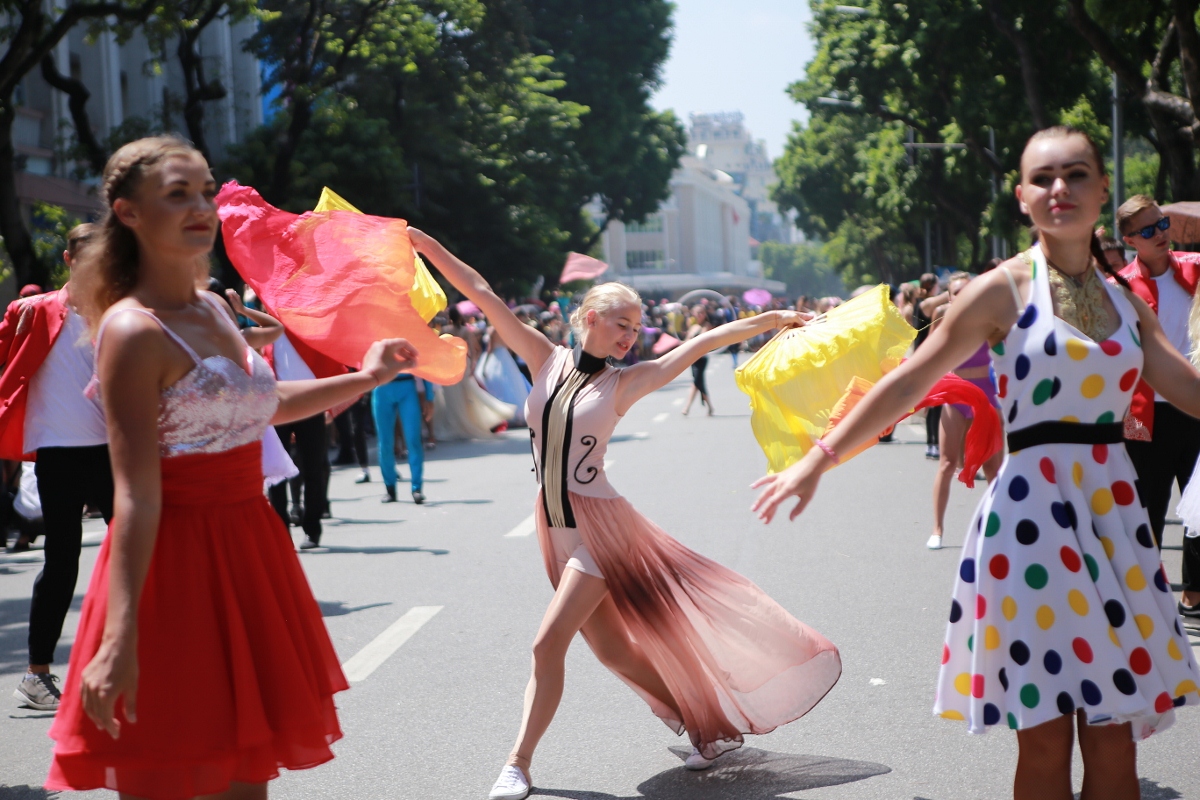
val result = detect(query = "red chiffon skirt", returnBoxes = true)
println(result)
[536,491,841,759]
[47,442,347,799]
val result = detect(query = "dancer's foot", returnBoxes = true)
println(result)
[684,746,720,771]
[14,672,60,711]
[382,485,397,503]
[488,765,530,800]
[1179,598,1200,619]
[412,489,426,505]
[926,534,943,550]
[355,470,371,484]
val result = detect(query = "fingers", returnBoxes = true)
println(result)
[749,474,775,491]
[123,685,137,724]
[82,683,120,739]
[788,495,811,521]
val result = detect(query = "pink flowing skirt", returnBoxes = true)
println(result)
[536,490,841,758]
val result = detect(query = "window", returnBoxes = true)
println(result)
[627,250,665,271]
[626,215,663,233]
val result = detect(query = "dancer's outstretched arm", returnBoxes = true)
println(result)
[408,228,554,375]
[272,338,418,424]
[614,310,806,414]
[752,264,1027,523]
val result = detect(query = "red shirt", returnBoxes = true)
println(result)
[1116,252,1200,440]
[0,288,71,460]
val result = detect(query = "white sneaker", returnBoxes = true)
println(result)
[926,535,943,550]
[684,746,717,771]
[488,765,530,800]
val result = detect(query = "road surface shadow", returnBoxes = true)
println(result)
[316,600,391,617]
[0,786,54,799]
[533,746,889,799]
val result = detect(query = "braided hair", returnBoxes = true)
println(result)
[1022,126,1132,291]
[73,135,203,330]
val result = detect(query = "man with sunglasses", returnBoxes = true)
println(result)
[1117,194,1200,620]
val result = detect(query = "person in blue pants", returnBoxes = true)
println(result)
[372,374,434,504]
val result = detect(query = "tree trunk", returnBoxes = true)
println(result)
[0,101,45,287]
[987,0,1050,129]
[40,55,107,174]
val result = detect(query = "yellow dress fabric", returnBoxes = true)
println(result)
[314,188,447,322]
[734,285,916,473]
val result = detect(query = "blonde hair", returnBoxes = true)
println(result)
[569,282,641,333]
[72,135,204,330]
[1116,195,1159,236]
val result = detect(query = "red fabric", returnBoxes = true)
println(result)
[0,287,70,460]
[560,252,609,284]
[216,182,466,384]
[823,373,1002,488]
[1117,252,1200,438]
[48,442,347,799]
[908,375,1004,488]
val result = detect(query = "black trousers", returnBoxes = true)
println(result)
[333,396,368,468]
[269,413,329,543]
[691,356,709,396]
[926,405,942,446]
[1126,404,1200,591]
[29,445,114,666]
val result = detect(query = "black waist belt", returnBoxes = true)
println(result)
[1007,421,1124,453]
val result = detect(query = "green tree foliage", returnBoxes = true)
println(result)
[775,0,1111,284]
[230,0,678,293]
[759,241,845,298]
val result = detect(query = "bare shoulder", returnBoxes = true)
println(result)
[98,301,167,356]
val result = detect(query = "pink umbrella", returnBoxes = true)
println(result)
[456,300,481,316]
[652,333,682,355]
[560,252,609,284]
[743,288,772,306]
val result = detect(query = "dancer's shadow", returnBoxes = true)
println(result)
[316,600,392,617]
[533,746,889,799]
[0,786,54,799]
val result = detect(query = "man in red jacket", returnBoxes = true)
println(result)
[1117,196,1200,620]
[0,224,114,711]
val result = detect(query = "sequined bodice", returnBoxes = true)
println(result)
[159,350,279,457]
[93,299,280,458]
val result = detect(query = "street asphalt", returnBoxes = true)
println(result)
[0,353,1196,800]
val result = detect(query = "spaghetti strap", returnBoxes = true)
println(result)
[1000,266,1024,315]
[198,291,242,335]
[96,307,203,365]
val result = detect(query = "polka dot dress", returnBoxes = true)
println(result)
[933,246,1200,739]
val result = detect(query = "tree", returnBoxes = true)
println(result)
[760,240,845,298]
[1066,0,1200,202]
[0,0,159,285]
[524,0,686,245]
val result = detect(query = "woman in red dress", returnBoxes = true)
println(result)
[46,136,418,800]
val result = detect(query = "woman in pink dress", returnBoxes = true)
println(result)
[409,230,842,800]
[46,136,419,799]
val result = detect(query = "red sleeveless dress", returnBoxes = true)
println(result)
[46,307,347,798]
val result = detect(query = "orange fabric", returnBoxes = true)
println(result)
[823,373,1003,488]
[216,182,466,384]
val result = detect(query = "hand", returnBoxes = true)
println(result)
[362,338,419,385]
[750,451,828,523]
[772,310,811,329]
[421,398,434,423]
[80,635,139,739]
[407,227,434,251]
[224,288,246,316]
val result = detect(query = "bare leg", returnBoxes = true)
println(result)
[1014,714,1074,800]
[507,567,610,780]
[1077,712,1138,800]
[682,386,698,415]
[703,391,714,416]
[931,406,967,541]
[581,595,682,720]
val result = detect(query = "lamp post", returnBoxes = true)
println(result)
[1111,72,1124,228]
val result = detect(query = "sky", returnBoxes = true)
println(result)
[650,0,816,161]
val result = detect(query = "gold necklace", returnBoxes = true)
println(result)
[1045,256,1111,341]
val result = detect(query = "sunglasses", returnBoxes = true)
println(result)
[1131,216,1171,239]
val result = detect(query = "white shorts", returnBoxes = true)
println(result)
[546,525,604,579]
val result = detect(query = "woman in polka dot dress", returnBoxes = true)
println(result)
[751,125,1200,799]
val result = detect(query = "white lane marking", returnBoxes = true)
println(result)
[604,459,615,470]
[342,605,443,682]
[672,398,684,407]
[504,513,536,538]
[632,431,649,440]
[652,412,669,423]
